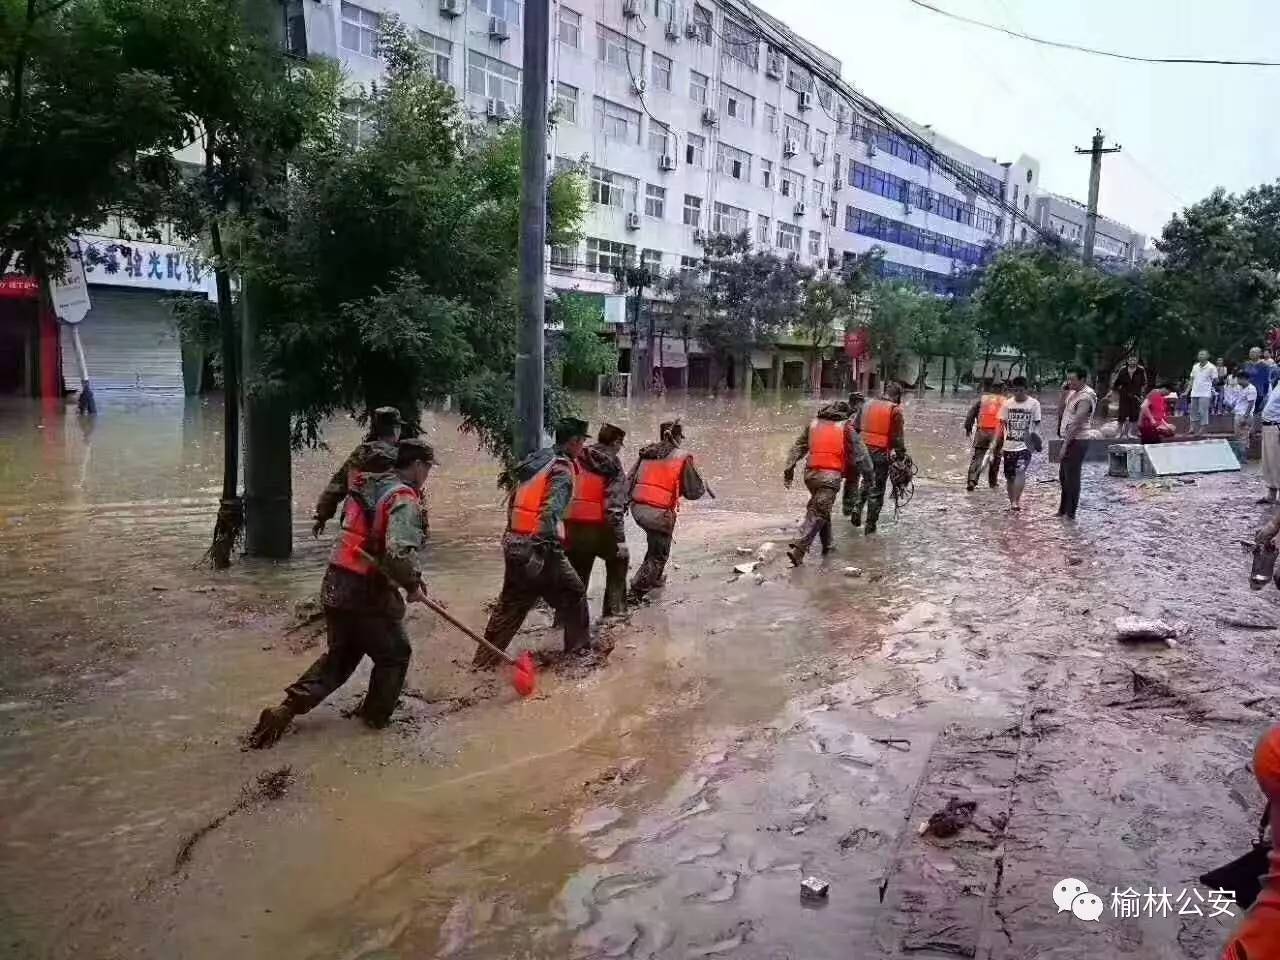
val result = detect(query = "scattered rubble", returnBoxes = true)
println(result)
[923,797,977,839]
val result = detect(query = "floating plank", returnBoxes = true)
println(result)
[1143,439,1240,476]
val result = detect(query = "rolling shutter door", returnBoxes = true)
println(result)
[61,288,183,399]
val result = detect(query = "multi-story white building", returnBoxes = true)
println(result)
[292,0,1045,387]
[1032,192,1147,267]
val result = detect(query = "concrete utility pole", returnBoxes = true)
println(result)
[241,0,292,558]
[1073,128,1122,266]
[514,0,551,458]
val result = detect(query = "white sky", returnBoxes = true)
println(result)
[753,0,1280,239]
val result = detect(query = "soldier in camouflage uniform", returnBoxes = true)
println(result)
[311,406,403,538]
[248,439,436,748]
[564,423,630,618]
[784,400,874,565]
[627,420,707,599]
[473,418,592,668]
[841,392,867,520]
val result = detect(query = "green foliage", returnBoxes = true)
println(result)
[554,294,617,390]
[243,17,585,465]
[0,0,190,273]
[796,276,849,353]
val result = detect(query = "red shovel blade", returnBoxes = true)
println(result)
[512,651,537,698]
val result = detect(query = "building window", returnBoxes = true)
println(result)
[722,17,758,69]
[648,123,670,155]
[597,24,643,70]
[593,96,641,143]
[761,159,773,189]
[685,132,705,167]
[691,4,711,43]
[811,179,824,206]
[340,98,375,147]
[784,114,808,150]
[780,168,804,199]
[764,103,778,135]
[654,0,676,22]
[586,237,635,274]
[712,201,748,236]
[549,243,576,270]
[651,52,672,91]
[715,142,751,181]
[843,205,988,266]
[645,184,666,218]
[813,129,828,161]
[557,6,581,47]
[808,230,821,258]
[776,221,801,252]
[786,63,810,93]
[689,69,709,105]
[340,2,380,57]
[642,248,662,273]
[683,194,702,227]
[681,255,700,271]
[471,0,521,25]
[1012,184,1020,203]
[467,51,521,105]
[555,82,578,124]
[589,166,638,209]
[417,32,453,83]
[719,84,754,127]
[757,214,770,244]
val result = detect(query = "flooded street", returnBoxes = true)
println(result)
[1,391,1277,959]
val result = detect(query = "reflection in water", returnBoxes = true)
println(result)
[0,388,1064,960]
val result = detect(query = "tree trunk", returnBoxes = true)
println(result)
[940,355,948,394]
[207,213,242,569]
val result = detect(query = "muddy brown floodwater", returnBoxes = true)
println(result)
[2,391,1279,959]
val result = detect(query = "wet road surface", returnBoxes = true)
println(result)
[0,391,1277,959]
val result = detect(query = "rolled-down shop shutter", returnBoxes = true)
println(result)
[61,288,183,399]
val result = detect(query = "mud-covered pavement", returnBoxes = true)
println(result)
[2,392,1278,959]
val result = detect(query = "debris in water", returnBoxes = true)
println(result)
[800,876,830,901]
[1113,616,1180,644]
[843,566,864,578]
[923,797,977,839]
[733,561,759,576]
[172,766,294,874]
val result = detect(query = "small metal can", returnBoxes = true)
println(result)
[800,876,830,901]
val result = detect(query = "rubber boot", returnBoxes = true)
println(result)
[1252,543,1277,591]
[786,543,805,566]
[864,520,878,535]
[849,510,862,528]
[247,703,296,750]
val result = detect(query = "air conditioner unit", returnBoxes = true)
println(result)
[665,19,679,40]
[502,101,519,120]
[626,212,641,230]
[820,206,831,219]
[798,90,813,111]
[866,139,877,158]
[489,16,509,40]
[832,178,843,192]
[812,154,823,167]
[485,97,501,119]
[622,0,639,18]
[766,55,783,79]
[768,116,779,133]
[658,154,676,171]
[903,199,913,214]
[783,139,798,157]
[794,201,807,217]
[439,0,461,16]
[685,19,699,38]
[701,107,717,126]
[632,77,647,95]
[693,228,706,244]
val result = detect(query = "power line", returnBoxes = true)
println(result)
[906,0,1280,67]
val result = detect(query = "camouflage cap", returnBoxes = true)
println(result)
[598,422,626,445]
[396,437,437,467]
[555,417,590,444]
[361,440,399,471]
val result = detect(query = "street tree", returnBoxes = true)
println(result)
[795,275,849,392]
[553,293,618,390]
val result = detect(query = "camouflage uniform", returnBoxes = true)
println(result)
[565,438,630,618]
[784,403,874,561]
[474,444,590,667]
[627,439,707,598]
[250,439,434,747]
[312,410,401,534]
[851,400,907,531]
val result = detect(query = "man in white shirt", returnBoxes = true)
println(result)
[997,376,1042,512]
[1187,349,1217,436]
[1259,379,1280,504]
[1233,371,1257,442]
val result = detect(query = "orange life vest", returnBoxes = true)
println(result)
[329,480,419,576]
[861,399,897,452]
[509,456,574,539]
[977,394,1005,432]
[807,419,846,472]
[632,452,689,511]
[566,464,608,525]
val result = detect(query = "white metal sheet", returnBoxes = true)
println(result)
[1143,440,1240,476]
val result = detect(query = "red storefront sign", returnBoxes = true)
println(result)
[0,276,40,299]
[844,328,870,360]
